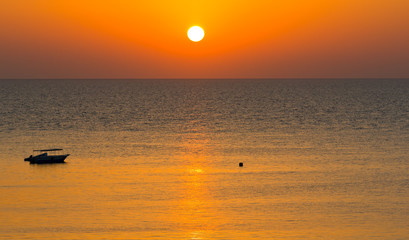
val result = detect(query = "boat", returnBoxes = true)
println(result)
[24,149,69,164]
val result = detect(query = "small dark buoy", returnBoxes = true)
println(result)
[239,162,243,167]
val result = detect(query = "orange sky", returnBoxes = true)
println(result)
[0,0,408,79]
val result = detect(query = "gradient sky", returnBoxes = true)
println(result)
[1,0,408,79]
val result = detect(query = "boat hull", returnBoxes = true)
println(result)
[28,154,69,164]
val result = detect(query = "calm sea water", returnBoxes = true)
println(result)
[0,79,408,239]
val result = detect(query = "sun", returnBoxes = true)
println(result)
[187,26,205,42]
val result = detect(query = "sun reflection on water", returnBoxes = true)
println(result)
[171,122,225,236]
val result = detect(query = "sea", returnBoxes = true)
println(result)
[0,79,408,240]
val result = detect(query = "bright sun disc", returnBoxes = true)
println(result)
[187,26,205,42]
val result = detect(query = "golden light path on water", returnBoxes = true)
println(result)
[173,122,221,238]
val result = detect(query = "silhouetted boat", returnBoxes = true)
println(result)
[25,149,69,164]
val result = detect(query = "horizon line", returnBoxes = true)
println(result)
[1,77,409,81]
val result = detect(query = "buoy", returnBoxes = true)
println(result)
[239,162,243,167]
